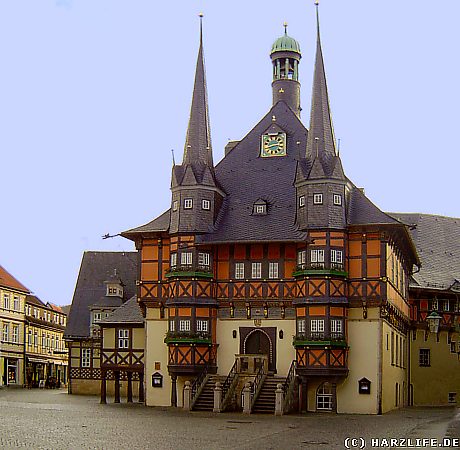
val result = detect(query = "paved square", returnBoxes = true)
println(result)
[0,389,458,449]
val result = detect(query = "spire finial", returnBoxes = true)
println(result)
[199,13,204,44]
[283,21,288,35]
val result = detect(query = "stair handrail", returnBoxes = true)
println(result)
[190,365,209,409]
[221,360,238,411]
[250,363,266,411]
[282,360,297,413]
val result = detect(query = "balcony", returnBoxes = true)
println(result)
[167,343,218,374]
[164,331,212,345]
[296,346,348,378]
[292,263,347,278]
[165,264,213,279]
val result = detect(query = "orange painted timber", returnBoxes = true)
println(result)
[309,306,326,316]
[250,244,263,259]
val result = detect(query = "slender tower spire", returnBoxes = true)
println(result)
[182,13,213,171]
[305,1,342,178]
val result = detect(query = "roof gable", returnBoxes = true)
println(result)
[0,265,29,293]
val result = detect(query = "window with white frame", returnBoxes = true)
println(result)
[299,195,305,207]
[170,253,177,268]
[252,262,262,279]
[316,383,334,411]
[94,312,102,323]
[330,319,343,337]
[4,294,10,310]
[184,198,193,209]
[443,300,450,312]
[34,332,38,346]
[118,329,129,349]
[311,249,325,267]
[12,325,19,343]
[310,319,325,334]
[179,319,191,332]
[432,299,438,311]
[181,252,192,266]
[235,262,245,279]
[331,249,343,267]
[198,252,210,267]
[169,320,175,332]
[3,323,9,342]
[51,336,54,350]
[297,319,306,334]
[13,296,19,311]
[202,199,210,210]
[254,204,266,215]
[333,194,342,206]
[298,250,306,267]
[268,262,279,279]
[313,193,323,205]
[28,330,32,346]
[196,320,208,333]
[81,348,91,368]
[172,200,178,211]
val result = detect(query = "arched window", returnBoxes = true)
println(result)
[316,382,335,411]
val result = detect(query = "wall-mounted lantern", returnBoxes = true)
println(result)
[358,377,371,394]
[426,311,442,334]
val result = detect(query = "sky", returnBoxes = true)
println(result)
[1,0,459,306]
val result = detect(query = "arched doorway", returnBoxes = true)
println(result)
[241,327,276,372]
[316,382,336,412]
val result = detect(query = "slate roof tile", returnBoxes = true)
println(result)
[99,296,143,325]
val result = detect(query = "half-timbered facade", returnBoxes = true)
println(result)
[120,8,421,414]
[64,251,137,395]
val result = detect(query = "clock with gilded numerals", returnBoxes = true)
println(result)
[261,132,287,157]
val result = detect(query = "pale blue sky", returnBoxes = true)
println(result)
[1,0,459,305]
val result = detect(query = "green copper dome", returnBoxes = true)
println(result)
[271,33,301,55]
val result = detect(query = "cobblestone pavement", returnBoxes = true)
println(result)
[0,388,458,450]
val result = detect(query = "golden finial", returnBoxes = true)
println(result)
[314,0,319,5]
[283,21,288,35]
[199,12,204,18]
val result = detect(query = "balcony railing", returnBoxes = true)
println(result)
[165,264,213,278]
[294,332,346,345]
[293,263,346,277]
[164,331,211,344]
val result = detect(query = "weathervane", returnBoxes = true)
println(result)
[283,21,288,34]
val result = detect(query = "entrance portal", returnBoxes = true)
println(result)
[240,327,276,372]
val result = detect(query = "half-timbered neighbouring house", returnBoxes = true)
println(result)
[64,251,137,395]
[120,7,422,414]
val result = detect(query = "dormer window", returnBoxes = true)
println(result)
[313,193,323,205]
[202,199,210,210]
[184,198,193,209]
[94,312,102,323]
[333,194,342,206]
[299,195,305,207]
[253,200,267,215]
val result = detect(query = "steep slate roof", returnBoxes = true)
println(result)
[0,264,30,293]
[99,296,143,325]
[64,251,137,339]
[26,294,46,307]
[199,101,308,243]
[90,296,123,308]
[390,213,460,291]
[122,209,170,237]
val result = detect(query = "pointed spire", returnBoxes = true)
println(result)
[182,13,213,170]
[305,1,338,176]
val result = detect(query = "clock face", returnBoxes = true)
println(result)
[261,132,287,157]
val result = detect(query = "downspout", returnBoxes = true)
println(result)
[377,316,383,415]
[23,317,27,387]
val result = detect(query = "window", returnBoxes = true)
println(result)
[299,195,305,207]
[81,348,91,368]
[235,263,245,279]
[298,250,306,268]
[311,249,325,267]
[172,200,178,211]
[297,319,306,334]
[432,299,438,311]
[169,320,175,332]
[198,252,210,267]
[13,296,19,311]
[2,323,9,342]
[316,382,334,411]
[419,349,430,367]
[330,319,343,337]
[331,250,343,269]
[28,330,32,346]
[181,252,192,265]
[313,193,323,205]
[202,199,210,210]
[333,194,342,206]
[310,319,325,334]
[12,325,19,343]
[254,204,266,214]
[184,198,193,209]
[42,334,46,349]
[448,392,457,404]
[34,332,38,346]
[179,320,191,332]
[196,320,208,333]
[94,312,102,323]
[268,262,279,279]
[252,262,262,279]
[451,341,457,353]
[170,253,177,268]
[118,329,129,349]
[443,300,450,312]
[4,294,10,310]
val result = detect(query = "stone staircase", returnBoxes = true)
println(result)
[192,375,225,411]
[251,375,284,414]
